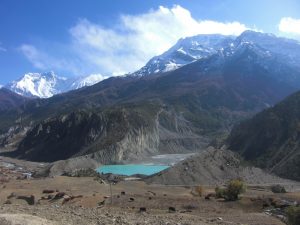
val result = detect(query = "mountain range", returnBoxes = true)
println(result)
[0,30,300,180]
[3,72,107,98]
[2,35,237,98]
[3,30,300,99]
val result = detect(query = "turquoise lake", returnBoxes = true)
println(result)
[96,164,169,176]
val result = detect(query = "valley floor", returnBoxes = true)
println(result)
[1,155,300,225]
[1,173,300,225]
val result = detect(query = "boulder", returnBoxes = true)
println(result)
[17,195,35,205]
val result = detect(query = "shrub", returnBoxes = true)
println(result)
[286,206,300,225]
[271,185,286,193]
[225,179,246,201]
[195,186,204,197]
[215,179,246,201]
[215,186,226,199]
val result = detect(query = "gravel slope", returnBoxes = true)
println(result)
[146,147,298,187]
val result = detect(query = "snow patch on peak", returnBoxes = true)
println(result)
[164,62,182,72]
[177,47,187,55]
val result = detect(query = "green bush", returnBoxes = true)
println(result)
[226,179,246,201]
[215,186,226,199]
[286,206,300,225]
[271,185,286,193]
[215,179,246,201]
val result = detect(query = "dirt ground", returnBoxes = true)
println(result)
[0,155,299,225]
[0,175,298,225]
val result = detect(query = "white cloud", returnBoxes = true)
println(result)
[19,44,81,74]
[70,5,251,75]
[21,5,253,76]
[19,44,47,69]
[279,17,300,35]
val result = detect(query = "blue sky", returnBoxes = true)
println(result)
[1,0,300,84]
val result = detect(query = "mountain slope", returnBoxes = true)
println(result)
[0,89,29,145]
[0,88,27,111]
[5,72,106,98]
[236,30,300,69]
[146,148,291,185]
[70,74,107,89]
[1,31,300,164]
[227,91,300,181]
[11,41,299,134]
[5,103,209,163]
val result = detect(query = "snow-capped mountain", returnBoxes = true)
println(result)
[130,30,300,77]
[6,72,69,98]
[130,34,235,76]
[5,72,106,98]
[6,31,300,98]
[235,30,300,69]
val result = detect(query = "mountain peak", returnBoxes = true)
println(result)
[6,72,66,98]
[5,72,106,98]
[130,33,235,76]
[240,30,275,37]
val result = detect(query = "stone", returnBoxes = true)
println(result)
[52,192,66,200]
[7,192,16,199]
[17,195,35,205]
[169,207,176,213]
[4,200,11,204]
[42,189,55,194]
[139,207,147,212]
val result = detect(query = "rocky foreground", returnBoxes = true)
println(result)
[0,203,286,225]
[0,153,300,225]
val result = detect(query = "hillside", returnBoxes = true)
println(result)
[146,147,291,185]
[0,88,29,137]
[227,91,300,181]
[0,88,27,111]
